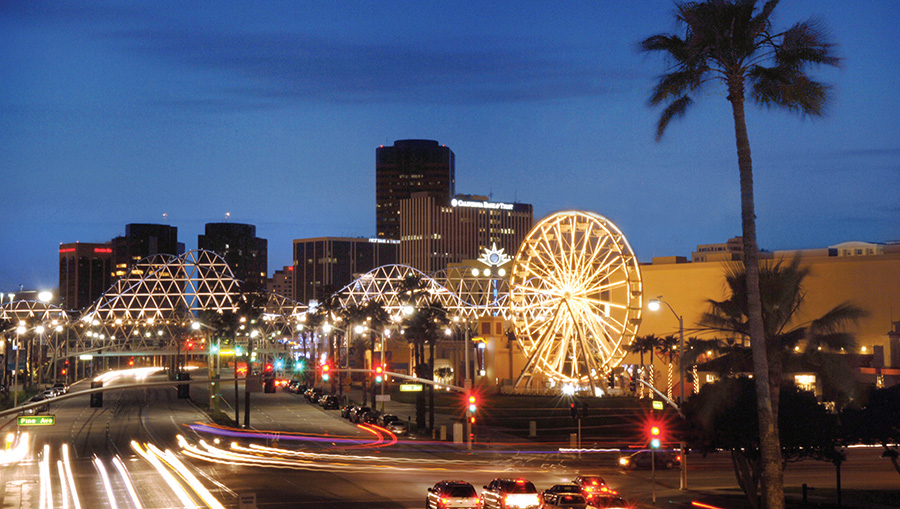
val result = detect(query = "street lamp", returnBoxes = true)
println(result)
[648,295,687,490]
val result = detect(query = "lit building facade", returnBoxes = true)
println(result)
[198,222,267,291]
[399,193,533,273]
[376,139,455,240]
[58,242,113,311]
[111,223,183,278]
[267,265,294,298]
[292,237,398,304]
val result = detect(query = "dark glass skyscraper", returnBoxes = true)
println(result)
[198,223,268,291]
[376,139,455,240]
[111,223,183,278]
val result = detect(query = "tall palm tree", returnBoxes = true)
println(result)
[657,335,679,400]
[628,334,660,398]
[701,257,866,417]
[642,3,839,506]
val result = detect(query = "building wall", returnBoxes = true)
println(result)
[111,223,182,278]
[376,139,455,240]
[637,253,900,361]
[399,193,533,273]
[292,237,398,303]
[58,242,113,311]
[267,265,294,298]
[198,222,268,291]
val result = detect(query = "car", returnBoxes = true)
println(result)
[618,450,681,470]
[52,383,69,394]
[340,405,353,418]
[23,395,50,415]
[386,420,407,435]
[42,389,58,398]
[349,406,371,423]
[360,410,378,424]
[426,480,482,509]
[585,495,632,509]
[571,474,616,505]
[377,413,400,427]
[539,484,586,509]
[320,395,339,409]
[481,478,540,509]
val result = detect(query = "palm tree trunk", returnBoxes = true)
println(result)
[728,79,784,509]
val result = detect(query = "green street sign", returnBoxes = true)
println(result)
[399,383,423,392]
[17,415,56,426]
[652,400,664,411]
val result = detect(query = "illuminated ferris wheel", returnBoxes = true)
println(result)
[509,211,643,392]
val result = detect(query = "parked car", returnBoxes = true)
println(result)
[540,484,586,509]
[349,406,371,423]
[52,382,69,394]
[386,420,407,436]
[618,450,680,470]
[41,389,58,399]
[426,480,482,509]
[340,405,353,419]
[320,395,340,409]
[482,478,540,509]
[377,413,400,427]
[23,395,50,415]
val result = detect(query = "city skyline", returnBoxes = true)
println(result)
[2,1,898,293]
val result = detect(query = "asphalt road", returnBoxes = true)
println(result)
[1,370,897,508]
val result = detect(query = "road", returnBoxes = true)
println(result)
[1,369,897,508]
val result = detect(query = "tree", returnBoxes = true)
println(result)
[400,296,450,431]
[700,257,866,418]
[840,385,900,478]
[628,334,660,397]
[642,3,840,506]
[657,335,679,400]
[683,377,839,509]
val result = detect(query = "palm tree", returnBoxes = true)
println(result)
[657,335,679,400]
[642,3,839,506]
[628,334,660,398]
[701,257,866,417]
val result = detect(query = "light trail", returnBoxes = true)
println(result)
[112,456,144,509]
[147,443,225,509]
[131,441,197,508]
[39,444,51,509]
[93,456,119,509]
[56,461,70,509]
[61,444,82,509]
[176,434,535,475]
[0,432,29,466]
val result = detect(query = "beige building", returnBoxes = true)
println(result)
[399,193,532,274]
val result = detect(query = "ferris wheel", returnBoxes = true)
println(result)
[509,211,643,392]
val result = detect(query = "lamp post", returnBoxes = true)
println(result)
[648,296,687,490]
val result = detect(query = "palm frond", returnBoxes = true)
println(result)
[808,302,868,337]
[749,65,830,115]
[656,95,693,140]
[650,69,705,105]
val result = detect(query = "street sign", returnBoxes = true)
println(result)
[375,394,391,402]
[399,383,423,392]
[652,400,664,411]
[17,415,56,426]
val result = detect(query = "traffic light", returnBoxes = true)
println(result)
[274,359,284,371]
[570,402,578,419]
[467,394,477,413]
[321,363,331,381]
[649,424,662,449]
[185,340,194,351]
[294,359,305,372]
[374,364,384,383]
[128,357,135,367]
[607,372,615,388]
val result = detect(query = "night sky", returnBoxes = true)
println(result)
[2,1,898,294]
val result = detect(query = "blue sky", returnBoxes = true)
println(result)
[2,1,898,294]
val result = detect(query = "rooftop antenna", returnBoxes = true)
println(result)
[225,212,231,221]
[162,212,168,221]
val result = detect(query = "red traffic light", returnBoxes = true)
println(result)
[467,394,477,413]
[649,423,663,448]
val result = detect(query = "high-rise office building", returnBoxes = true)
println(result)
[58,242,114,310]
[376,139,455,240]
[399,193,533,273]
[198,223,268,291]
[267,265,294,298]
[111,224,183,278]
[292,237,398,304]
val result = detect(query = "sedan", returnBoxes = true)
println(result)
[618,450,681,470]
[426,480,482,509]
[539,484,586,509]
